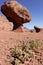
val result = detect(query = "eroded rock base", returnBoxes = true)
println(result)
[13,25,29,32]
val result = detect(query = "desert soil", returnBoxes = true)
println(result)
[0,30,43,65]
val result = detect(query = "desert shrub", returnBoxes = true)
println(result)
[30,29,34,33]
[7,39,42,65]
[29,39,42,50]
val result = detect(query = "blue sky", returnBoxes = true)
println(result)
[0,0,43,29]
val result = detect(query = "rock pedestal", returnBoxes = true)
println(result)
[1,1,31,31]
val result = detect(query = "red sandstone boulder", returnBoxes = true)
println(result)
[1,0,31,30]
[34,25,41,32]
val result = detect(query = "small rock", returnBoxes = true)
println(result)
[34,25,41,32]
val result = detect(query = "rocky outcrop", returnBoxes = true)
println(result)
[1,0,31,31]
[0,15,13,31]
[34,25,41,32]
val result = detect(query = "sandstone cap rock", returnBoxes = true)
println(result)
[1,0,31,30]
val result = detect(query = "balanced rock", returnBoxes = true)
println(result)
[34,25,41,32]
[1,0,31,31]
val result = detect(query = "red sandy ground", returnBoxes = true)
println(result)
[0,30,43,65]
